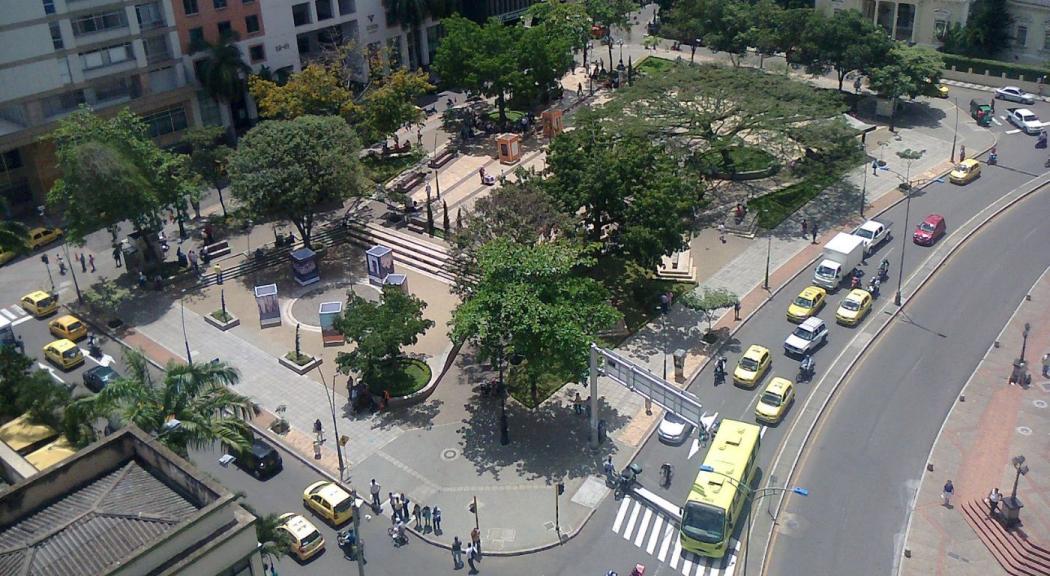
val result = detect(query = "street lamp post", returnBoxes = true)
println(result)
[498,342,509,446]
[315,366,347,481]
[181,300,192,365]
[61,238,83,304]
[763,210,772,290]
[893,148,925,306]
[1020,322,1031,363]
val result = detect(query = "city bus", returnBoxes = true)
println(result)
[679,419,761,557]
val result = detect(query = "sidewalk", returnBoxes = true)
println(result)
[898,267,1050,576]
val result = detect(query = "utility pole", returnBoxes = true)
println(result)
[316,366,346,481]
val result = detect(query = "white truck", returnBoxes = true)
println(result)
[852,219,892,256]
[1007,108,1042,134]
[813,233,865,290]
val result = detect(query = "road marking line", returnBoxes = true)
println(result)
[613,497,631,532]
[623,501,642,540]
[670,538,683,569]
[0,309,15,320]
[760,426,767,439]
[681,551,694,575]
[634,508,653,546]
[723,540,741,576]
[992,118,1002,125]
[1005,128,1021,134]
[37,363,65,384]
[689,438,700,459]
[12,315,32,326]
[658,523,675,561]
[646,515,663,554]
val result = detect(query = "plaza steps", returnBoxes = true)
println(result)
[961,500,1050,576]
[342,219,457,284]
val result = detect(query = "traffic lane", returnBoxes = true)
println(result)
[628,160,1033,502]
[766,186,1050,576]
[11,312,125,397]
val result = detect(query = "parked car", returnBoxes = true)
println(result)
[83,365,120,393]
[232,438,284,478]
[784,317,829,357]
[657,412,694,445]
[1007,108,1042,134]
[914,214,946,246]
[949,159,981,185]
[26,227,63,250]
[996,86,1036,104]
[733,345,772,388]
[303,481,354,526]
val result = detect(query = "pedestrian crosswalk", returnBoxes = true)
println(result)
[611,496,740,576]
[0,305,30,326]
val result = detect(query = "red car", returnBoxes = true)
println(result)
[913,214,946,246]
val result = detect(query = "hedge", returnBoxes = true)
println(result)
[940,53,1050,81]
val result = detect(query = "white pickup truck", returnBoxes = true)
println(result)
[852,219,892,256]
[1007,108,1042,134]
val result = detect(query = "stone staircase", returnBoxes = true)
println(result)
[343,220,456,284]
[961,499,1050,576]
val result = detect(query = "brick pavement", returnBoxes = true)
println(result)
[899,267,1050,576]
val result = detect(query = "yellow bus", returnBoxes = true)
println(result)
[680,419,761,557]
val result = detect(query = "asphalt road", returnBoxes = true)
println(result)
[763,164,1050,574]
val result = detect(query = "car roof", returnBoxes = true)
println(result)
[307,481,350,503]
[923,213,944,223]
[764,377,793,395]
[279,513,319,538]
[53,315,80,325]
[24,290,51,301]
[86,365,117,377]
[1002,86,1020,91]
[799,317,825,330]
[799,286,824,298]
[1014,108,1035,115]
[744,344,770,359]
[250,439,277,457]
[959,159,979,167]
[845,289,870,301]
[48,339,77,351]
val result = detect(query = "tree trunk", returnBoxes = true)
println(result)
[215,183,228,217]
[837,70,846,92]
[583,42,589,71]
[497,92,507,126]
[690,45,697,63]
[607,37,614,70]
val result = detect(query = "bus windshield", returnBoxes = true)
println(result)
[681,502,725,544]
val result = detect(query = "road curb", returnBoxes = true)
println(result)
[755,145,1050,576]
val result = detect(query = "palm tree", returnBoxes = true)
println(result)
[65,350,253,456]
[241,506,293,567]
[194,34,250,141]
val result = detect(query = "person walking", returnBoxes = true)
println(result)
[79,252,86,273]
[452,537,464,569]
[188,250,198,274]
[370,479,382,511]
[801,218,808,238]
[987,487,1002,517]
[733,300,741,321]
[57,254,65,275]
[112,246,122,267]
[213,263,223,285]
[422,505,432,531]
[573,392,584,415]
[718,222,726,244]
[390,492,401,521]
[401,495,411,523]
[603,456,616,484]
[1042,352,1050,377]
[471,526,482,559]
[811,221,819,244]
[88,254,95,272]
[412,503,422,528]
[433,505,442,533]
[466,543,479,573]
[872,159,878,176]
[942,479,954,507]
[959,144,966,162]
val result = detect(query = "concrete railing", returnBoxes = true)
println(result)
[942,67,1050,97]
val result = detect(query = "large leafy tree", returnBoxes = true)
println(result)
[959,0,1012,57]
[432,15,523,124]
[184,126,232,218]
[362,69,433,141]
[334,285,435,391]
[228,115,363,248]
[249,62,363,121]
[193,34,250,138]
[0,198,28,257]
[528,1,592,73]
[449,239,620,404]
[663,0,704,62]
[0,347,70,428]
[585,0,638,66]
[867,44,944,130]
[797,9,893,91]
[696,0,753,66]
[47,107,192,261]
[65,351,253,456]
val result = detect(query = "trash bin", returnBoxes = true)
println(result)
[673,349,687,380]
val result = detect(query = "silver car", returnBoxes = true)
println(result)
[995,86,1036,104]
[657,412,694,444]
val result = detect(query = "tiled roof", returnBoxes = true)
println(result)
[0,461,201,576]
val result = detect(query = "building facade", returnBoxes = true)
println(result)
[0,0,195,215]
[462,0,540,23]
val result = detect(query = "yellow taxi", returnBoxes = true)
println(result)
[303,480,354,526]
[755,377,795,424]
[935,84,950,98]
[26,227,63,250]
[49,315,87,341]
[787,286,827,323]
[733,344,772,388]
[836,289,873,326]
[21,290,58,317]
[949,158,981,185]
[43,339,84,370]
[278,513,325,561]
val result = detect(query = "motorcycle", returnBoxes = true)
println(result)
[868,277,881,299]
[878,259,890,282]
[615,463,643,499]
[338,527,359,560]
[87,334,103,359]
[798,355,815,382]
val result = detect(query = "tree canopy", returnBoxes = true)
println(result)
[796,9,893,91]
[228,115,363,248]
[867,44,944,128]
[184,126,232,217]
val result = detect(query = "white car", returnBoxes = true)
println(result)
[996,86,1036,104]
[657,411,694,444]
[1007,108,1042,134]
[784,317,829,357]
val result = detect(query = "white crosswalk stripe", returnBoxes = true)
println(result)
[1,305,30,326]
[609,496,739,576]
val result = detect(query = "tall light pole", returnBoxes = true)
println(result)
[315,365,347,481]
[763,210,772,290]
[1020,322,1031,363]
[950,96,960,162]
[181,300,192,365]
[893,148,925,306]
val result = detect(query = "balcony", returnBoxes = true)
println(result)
[148,66,181,93]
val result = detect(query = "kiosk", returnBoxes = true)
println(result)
[290,247,319,286]
[496,133,522,165]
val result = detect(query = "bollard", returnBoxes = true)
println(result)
[927,463,934,472]
[313,440,322,459]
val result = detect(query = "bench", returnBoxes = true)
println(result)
[393,171,426,196]
[382,141,412,156]
[428,148,457,169]
[204,240,231,259]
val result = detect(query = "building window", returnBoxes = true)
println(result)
[91,76,137,103]
[143,35,172,63]
[316,0,333,20]
[338,0,354,15]
[214,0,227,8]
[249,44,265,62]
[1044,28,1050,50]
[189,26,204,48]
[292,3,311,26]
[1017,24,1028,47]
[142,106,188,137]
[41,90,86,118]
[136,3,165,30]
[246,14,260,34]
[80,43,134,70]
[183,0,199,15]
[72,10,129,36]
[42,0,56,14]
[243,0,255,4]
[217,20,232,37]
[49,22,64,49]
[1,149,23,172]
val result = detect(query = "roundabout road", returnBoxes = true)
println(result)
[764,184,1050,576]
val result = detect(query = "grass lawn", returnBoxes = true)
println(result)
[485,109,525,124]
[506,366,567,409]
[697,146,776,175]
[362,150,424,185]
[368,357,432,397]
[589,256,697,346]
[636,56,674,74]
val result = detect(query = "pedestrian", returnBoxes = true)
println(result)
[452,536,464,569]
[57,254,65,275]
[79,252,86,273]
[188,250,198,273]
[417,128,423,148]
[872,159,878,175]
[603,455,615,484]
[138,271,147,288]
[990,98,995,113]
[811,222,818,244]
[718,222,726,244]
[422,505,432,531]
[471,525,481,559]
[1042,352,1050,377]
[801,218,808,237]
[987,487,1002,517]
[466,543,478,573]
[370,479,382,511]
[112,246,122,267]
[351,385,359,413]
[401,495,410,523]
[413,503,422,528]
[214,263,223,285]
[585,396,591,419]
[88,254,95,272]
[390,492,400,521]
[577,82,583,99]
[942,479,954,507]
[959,144,966,162]
[733,300,741,321]
[645,396,652,415]
[433,505,442,532]
[573,392,584,415]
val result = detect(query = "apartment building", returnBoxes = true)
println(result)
[0,0,194,215]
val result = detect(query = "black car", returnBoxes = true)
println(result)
[83,365,120,393]
[233,439,284,479]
